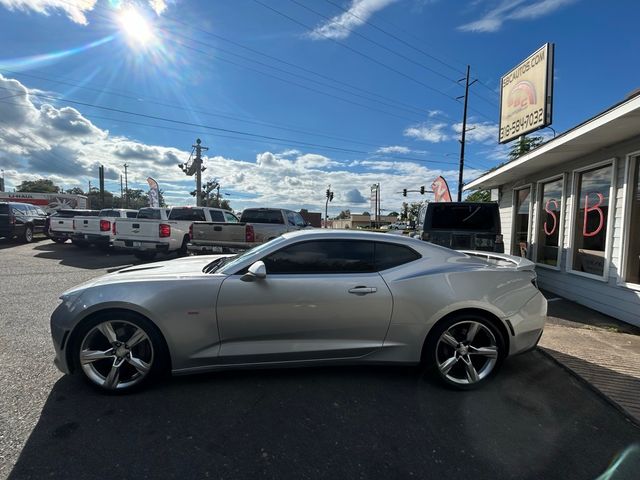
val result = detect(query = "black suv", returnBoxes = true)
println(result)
[421,202,504,253]
[0,202,48,243]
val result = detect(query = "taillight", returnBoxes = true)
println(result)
[159,223,171,238]
[100,219,111,232]
[189,223,193,240]
[112,221,117,235]
[245,224,255,243]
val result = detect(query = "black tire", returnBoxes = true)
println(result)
[134,251,157,261]
[177,236,189,257]
[71,311,169,393]
[425,313,506,390]
[72,240,89,248]
[22,225,34,243]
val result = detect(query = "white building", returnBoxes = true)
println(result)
[465,92,640,326]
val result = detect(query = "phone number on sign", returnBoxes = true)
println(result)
[500,107,544,140]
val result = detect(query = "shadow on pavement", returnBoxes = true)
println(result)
[542,347,640,424]
[31,241,142,270]
[8,351,640,480]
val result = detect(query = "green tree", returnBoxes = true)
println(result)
[508,135,544,161]
[465,190,491,202]
[336,209,351,219]
[362,211,370,216]
[388,211,399,217]
[17,179,60,193]
[65,187,86,195]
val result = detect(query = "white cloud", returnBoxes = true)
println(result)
[404,122,450,143]
[309,0,398,40]
[148,0,167,15]
[451,121,498,143]
[0,74,475,214]
[376,145,410,154]
[458,0,577,33]
[0,0,97,25]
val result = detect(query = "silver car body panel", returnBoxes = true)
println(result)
[51,230,546,376]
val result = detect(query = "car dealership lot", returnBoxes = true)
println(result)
[1,239,639,480]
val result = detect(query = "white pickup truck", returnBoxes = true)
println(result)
[71,208,138,248]
[112,206,239,260]
[48,209,99,243]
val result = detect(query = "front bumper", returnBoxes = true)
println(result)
[50,301,73,374]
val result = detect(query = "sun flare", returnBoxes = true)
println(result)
[118,7,155,47]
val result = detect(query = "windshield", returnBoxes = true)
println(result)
[206,236,288,274]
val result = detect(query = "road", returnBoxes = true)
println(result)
[1,238,639,480]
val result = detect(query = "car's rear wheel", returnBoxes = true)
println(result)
[74,313,167,393]
[426,313,505,390]
[22,225,34,243]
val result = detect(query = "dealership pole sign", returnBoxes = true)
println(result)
[499,43,554,144]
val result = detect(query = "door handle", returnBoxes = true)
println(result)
[348,286,377,295]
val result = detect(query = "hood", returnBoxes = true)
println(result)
[61,254,233,295]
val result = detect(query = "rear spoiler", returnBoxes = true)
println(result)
[459,250,536,272]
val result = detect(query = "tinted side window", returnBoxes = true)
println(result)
[240,209,284,224]
[35,207,47,216]
[223,212,239,223]
[286,211,296,226]
[428,204,497,231]
[0,204,8,214]
[210,210,224,222]
[375,242,421,271]
[169,208,206,221]
[263,240,375,274]
[13,204,28,214]
[294,213,306,227]
[99,210,118,217]
[126,211,137,218]
[137,208,161,220]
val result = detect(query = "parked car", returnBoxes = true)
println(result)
[188,207,307,255]
[113,206,237,260]
[71,208,138,249]
[48,209,100,243]
[0,201,48,243]
[50,229,546,393]
[421,202,504,252]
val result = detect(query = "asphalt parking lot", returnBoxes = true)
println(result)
[1,238,639,480]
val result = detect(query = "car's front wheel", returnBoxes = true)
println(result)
[73,313,168,392]
[426,313,505,390]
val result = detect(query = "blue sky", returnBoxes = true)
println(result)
[0,0,638,214]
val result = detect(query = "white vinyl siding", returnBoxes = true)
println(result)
[496,135,640,326]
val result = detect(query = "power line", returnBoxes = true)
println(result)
[320,0,501,103]
[290,0,460,85]
[252,0,461,103]
[0,91,458,166]
[0,67,421,146]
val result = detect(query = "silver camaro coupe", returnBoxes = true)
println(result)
[50,230,546,392]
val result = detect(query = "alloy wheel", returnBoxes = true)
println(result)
[435,320,499,386]
[79,320,154,390]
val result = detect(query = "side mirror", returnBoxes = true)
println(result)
[241,260,267,282]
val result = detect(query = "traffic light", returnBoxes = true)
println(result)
[420,185,425,195]
[326,189,330,199]
[329,192,334,201]
[403,189,407,197]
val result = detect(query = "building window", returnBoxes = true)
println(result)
[571,163,614,277]
[624,156,640,284]
[536,177,564,267]
[512,186,532,257]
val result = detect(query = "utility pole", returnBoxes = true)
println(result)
[457,65,477,202]
[123,163,129,208]
[179,139,208,206]
[0,169,5,191]
[120,175,123,205]
[325,185,334,228]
